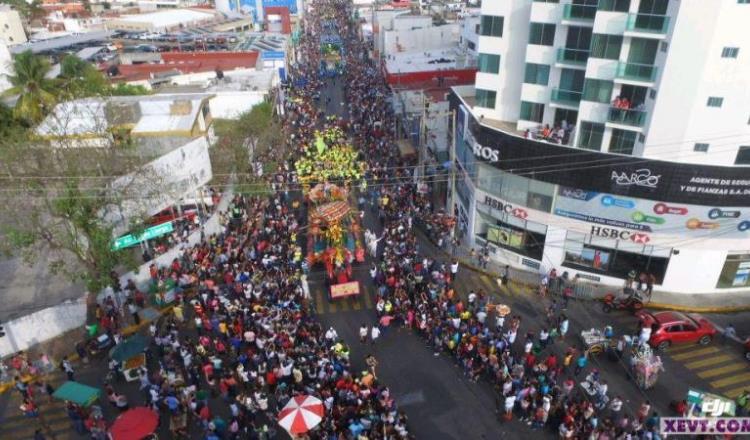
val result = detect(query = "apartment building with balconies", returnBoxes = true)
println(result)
[473,0,750,166]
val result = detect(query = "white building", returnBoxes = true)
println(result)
[449,0,750,296]
[0,5,28,46]
[104,8,219,32]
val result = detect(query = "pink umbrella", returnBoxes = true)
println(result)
[277,395,325,435]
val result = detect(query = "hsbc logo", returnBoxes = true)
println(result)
[472,143,500,162]
[590,226,650,243]
[484,195,528,219]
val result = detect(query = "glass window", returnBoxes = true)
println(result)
[735,146,750,165]
[627,38,658,64]
[524,63,550,85]
[721,47,739,58]
[528,23,556,46]
[533,0,559,2]
[707,97,724,107]
[590,34,623,60]
[474,211,547,261]
[598,0,630,11]
[527,179,555,212]
[609,129,637,155]
[475,88,497,108]
[520,101,545,123]
[638,0,668,14]
[582,79,614,103]
[480,15,504,37]
[566,26,592,50]
[693,143,709,153]
[559,68,585,92]
[717,253,750,288]
[563,234,670,283]
[578,121,604,150]
[500,173,531,206]
[478,53,501,74]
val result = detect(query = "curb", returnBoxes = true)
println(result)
[0,305,174,395]
[443,244,750,314]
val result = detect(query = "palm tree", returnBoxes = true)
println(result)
[3,50,57,123]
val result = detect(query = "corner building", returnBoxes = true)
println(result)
[449,0,750,295]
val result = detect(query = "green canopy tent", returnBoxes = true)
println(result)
[52,381,101,407]
[109,333,148,363]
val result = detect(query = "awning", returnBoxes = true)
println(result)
[52,381,101,407]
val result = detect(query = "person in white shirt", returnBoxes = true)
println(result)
[325,327,338,342]
[370,326,381,345]
[359,325,368,344]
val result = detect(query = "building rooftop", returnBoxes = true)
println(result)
[35,94,213,138]
[117,9,216,28]
[107,51,260,82]
[10,30,114,54]
[385,48,475,74]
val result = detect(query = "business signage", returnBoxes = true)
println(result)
[112,221,174,251]
[448,91,750,207]
[554,185,750,238]
[483,195,528,220]
[589,225,650,244]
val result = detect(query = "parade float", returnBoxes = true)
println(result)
[320,22,343,77]
[296,126,366,298]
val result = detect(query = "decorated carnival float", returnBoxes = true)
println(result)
[296,125,366,299]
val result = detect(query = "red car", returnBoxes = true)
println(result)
[636,311,717,350]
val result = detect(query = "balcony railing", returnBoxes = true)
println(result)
[607,107,647,127]
[563,4,597,21]
[626,13,670,34]
[556,48,590,65]
[551,89,583,106]
[615,61,657,82]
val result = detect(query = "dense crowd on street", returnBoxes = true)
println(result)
[6,1,674,440]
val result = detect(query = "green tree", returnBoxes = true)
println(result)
[3,50,57,123]
[210,100,284,189]
[59,54,110,99]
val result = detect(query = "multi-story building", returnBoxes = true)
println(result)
[0,5,28,46]
[449,0,750,295]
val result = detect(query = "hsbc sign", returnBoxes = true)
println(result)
[590,226,650,244]
[483,195,528,219]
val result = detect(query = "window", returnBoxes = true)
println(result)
[523,63,550,85]
[740,0,750,4]
[598,0,630,11]
[475,88,497,108]
[649,89,656,100]
[467,41,476,51]
[582,79,613,103]
[660,41,669,52]
[474,205,548,261]
[578,121,604,150]
[707,97,724,107]
[736,146,750,165]
[533,0,560,2]
[478,53,501,74]
[717,253,750,289]
[480,15,504,37]
[590,34,623,60]
[694,143,710,153]
[638,133,645,143]
[528,23,556,46]
[721,47,740,58]
[609,129,637,155]
[520,101,545,123]
[666,325,683,333]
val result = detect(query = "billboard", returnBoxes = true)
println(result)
[448,90,750,207]
[233,0,298,16]
[554,185,749,238]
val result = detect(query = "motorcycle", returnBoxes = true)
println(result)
[602,288,644,314]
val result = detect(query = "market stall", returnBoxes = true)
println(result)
[52,381,101,407]
[109,334,148,382]
[631,343,663,389]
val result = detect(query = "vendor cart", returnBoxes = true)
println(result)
[330,281,360,300]
[631,343,663,390]
[580,328,614,355]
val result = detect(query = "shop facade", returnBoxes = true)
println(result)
[450,90,750,295]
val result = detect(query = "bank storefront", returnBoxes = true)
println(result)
[451,91,750,295]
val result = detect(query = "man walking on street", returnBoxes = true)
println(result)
[359,324,368,344]
[60,356,75,381]
[370,325,381,345]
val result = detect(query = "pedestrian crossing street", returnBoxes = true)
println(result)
[666,344,750,399]
[314,274,527,315]
[1,370,76,439]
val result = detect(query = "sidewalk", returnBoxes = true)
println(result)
[419,228,750,313]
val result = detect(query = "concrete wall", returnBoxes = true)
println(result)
[382,24,459,58]
[0,297,87,358]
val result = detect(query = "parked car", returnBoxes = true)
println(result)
[636,311,717,350]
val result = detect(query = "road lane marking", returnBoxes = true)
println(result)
[351,297,361,311]
[710,372,750,389]
[697,363,746,378]
[363,285,373,309]
[684,355,734,370]
[667,344,702,354]
[670,346,720,361]
[724,387,750,399]
[315,289,325,314]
